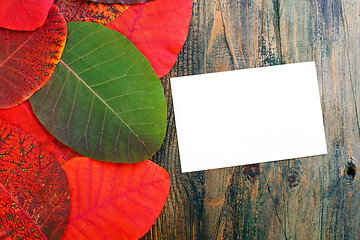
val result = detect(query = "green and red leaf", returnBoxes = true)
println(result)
[62,157,170,240]
[0,101,80,165]
[54,0,128,25]
[0,0,54,31]
[106,0,193,77]
[0,5,67,109]
[0,119,70,240]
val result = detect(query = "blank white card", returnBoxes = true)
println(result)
[171,62,327,173]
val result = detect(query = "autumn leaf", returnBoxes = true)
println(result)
[106,0,193,77]
[30,22,167,164]
[54,0,128,25]
[62,157,170,240]
[0,0,54,31]
[0,119,70,240]
[0,5,67,109]
[0,101,80,165]
[89,0,153,4]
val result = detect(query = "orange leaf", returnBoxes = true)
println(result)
[62,157,170,240]
[0,101,81,165]
[54,0,128,25]
[106,0,193,77]
[0,5,67,109]
[0,119,70,240]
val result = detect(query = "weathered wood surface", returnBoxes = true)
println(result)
[142,0,359,239]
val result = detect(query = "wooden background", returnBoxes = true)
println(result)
[143,0,359,239]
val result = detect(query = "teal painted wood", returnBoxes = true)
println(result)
[142,0,359,239]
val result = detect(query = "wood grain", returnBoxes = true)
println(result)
[142,0,359,239]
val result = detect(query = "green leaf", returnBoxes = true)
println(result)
[30,22,167,163]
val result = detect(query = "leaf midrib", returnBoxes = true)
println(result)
[128,4,146,39]
[0,31,37,68]
[0,183,48,239]
[59,60,152,154]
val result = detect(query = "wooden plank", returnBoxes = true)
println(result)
[142,0,359,239]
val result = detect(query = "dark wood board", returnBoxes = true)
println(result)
[142,0,359,239]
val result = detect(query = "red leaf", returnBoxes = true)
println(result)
[54,0,128,25]
[0,119,70,240]
[62,157,170,240]
[0,0,54,31]
[0,5,67,109]
[106,0,193,77]
[89,0,153,4]
[0,101,81,165]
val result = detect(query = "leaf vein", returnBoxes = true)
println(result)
[59,60,153,155]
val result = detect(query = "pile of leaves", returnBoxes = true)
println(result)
[0,0,192,239]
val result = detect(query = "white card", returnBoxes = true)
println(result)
[171,62,327,173]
